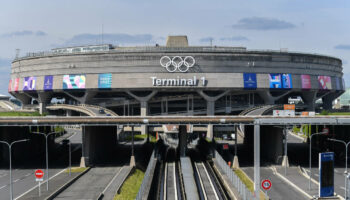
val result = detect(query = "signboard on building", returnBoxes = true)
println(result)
[282,74,293,89]
[269,74,282,88]
[319,152,334,197]
[98,73,112,89]
[23,77,37,91]
[243,73,257,89]
[43,76,53,91]
[63,75,86,89]
[301,75,311,89]
[318,76,332,90]
[14,78,19,92]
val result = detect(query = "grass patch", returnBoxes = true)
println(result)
[114,168,144,200]
[0,111,43,116]
[234,169,267,200]
[64,167,88,173]
[124,134,157,143]
[327,112,350,115]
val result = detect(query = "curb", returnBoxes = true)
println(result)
[212,160,240,200]
[45,167,91,200]
[239,168,268,199]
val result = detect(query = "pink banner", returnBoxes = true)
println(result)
[301,75,311,89]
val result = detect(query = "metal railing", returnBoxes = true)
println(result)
[136,150,156,200]
[214,150,254,200]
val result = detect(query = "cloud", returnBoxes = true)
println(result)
[0,58,11,67]
[1,30,47,38]
[232,17,296,30]
[62,33,155,46]
[335,45,350,50]
[199,37,214,43]
[220,36,249,41]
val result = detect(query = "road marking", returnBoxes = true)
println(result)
[314,174,319,177]
[14,179,20,182]
[14,169,66,200]
[340,187,345,190]
[25,173,31,177]
[335,169,339,173]
[0,185,6,190]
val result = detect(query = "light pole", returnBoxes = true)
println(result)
[327,138,350,199]
[309,131,327,190]
[33,131,59,191]
[0,139,29,200]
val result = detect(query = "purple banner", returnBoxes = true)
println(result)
[44,76,53,90]
[23,77,36,91]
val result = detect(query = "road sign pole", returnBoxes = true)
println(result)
[38,181,41,197]
[254,123,260,200]
[9,145,12,200]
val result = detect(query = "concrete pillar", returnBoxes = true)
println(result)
[302,91,317,111]
[11,93,31,108]
[207,100,215,139]
[257,91,275,105]
[126,90,157,135]
[179,125,188,157]
[322,92,340,110]
[38,92,52,115]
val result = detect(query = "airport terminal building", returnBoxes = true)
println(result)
[9,36,345,124]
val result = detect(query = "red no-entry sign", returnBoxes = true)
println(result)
[35,169,44,179]
[261,179,272,190]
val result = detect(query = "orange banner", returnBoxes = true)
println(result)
[284,104,295,110]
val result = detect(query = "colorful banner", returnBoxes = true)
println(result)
[14,78,19,92]
[98,73,112,89]
[23,77,36,91]
[8,80,12,92]
[335,77,341,90]
[318,76,332,90]
[282,74,293,89]
[44,76,53,90]
[243,73,257,89]
[301,75,311,89]
[63,75,86,89]
[269,74,282,88]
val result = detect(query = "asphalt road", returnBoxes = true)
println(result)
[242,166,308,200]
[0,168,64,200]
[0,128,82,200]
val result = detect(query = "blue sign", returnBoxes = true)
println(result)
[43,76,53,91]
[319,152,334,197]
[98,73,112,89]
[269,74,282,89]
[243,73,257,89]
[282,74,293,89]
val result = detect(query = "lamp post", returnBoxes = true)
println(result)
[309,131,327,190]
[0,139,29,200]
[33,131,59,191]
[327,138,350,199]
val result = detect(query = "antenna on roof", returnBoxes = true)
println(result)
[102,24,104,44]
[15,49,20,59]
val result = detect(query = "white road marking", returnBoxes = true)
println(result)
[0,185,6,190]
[314,174,319,177]
[335,169,339,173]
[25,173,31,177]
[14,179,20,182]
[340,187,346,190]
[14,169,66,200]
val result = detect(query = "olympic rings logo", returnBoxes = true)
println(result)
[160,56,195,72]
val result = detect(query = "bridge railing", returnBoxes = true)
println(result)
[136,150,156,200]
[214,150,254,200]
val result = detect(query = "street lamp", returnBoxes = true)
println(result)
[309,131,327,190]
[327,138,350,199]
[0,139,29,200]
[33,131,60,191]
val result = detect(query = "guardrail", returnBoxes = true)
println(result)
[214,150,254,200]
[136,151,156,200]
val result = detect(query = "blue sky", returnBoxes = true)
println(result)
[0,0,349,95]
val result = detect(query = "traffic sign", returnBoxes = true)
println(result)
[223,143,229,150]
[35,169,44,181]
[322,127,330,135]
[261,179,272,190]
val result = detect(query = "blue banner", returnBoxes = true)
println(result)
[98,73,112,89]
[269,74,282,89]
[243,73,257,89]
[43,76,53,91]
[319,152,334,197]
[282,74,293,89]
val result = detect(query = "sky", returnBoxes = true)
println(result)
[0,0,349,95]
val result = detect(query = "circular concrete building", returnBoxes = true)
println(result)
[9,36,345,119]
